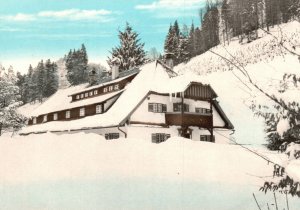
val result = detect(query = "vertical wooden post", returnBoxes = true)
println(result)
[210,99,214,142]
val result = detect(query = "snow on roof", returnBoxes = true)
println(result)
[70,71,138,96]
[28,85,123,117]
[21,61,172,133]
[20,60,233,134]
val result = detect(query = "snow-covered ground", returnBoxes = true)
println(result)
[9,21,300,209]
[0,132,299,210]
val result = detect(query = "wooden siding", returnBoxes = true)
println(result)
[184,83,217,100]
[165,112,213,128]
[28,101,107,126]
[71,73,136,102]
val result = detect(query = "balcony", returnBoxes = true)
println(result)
[165,112,213,128]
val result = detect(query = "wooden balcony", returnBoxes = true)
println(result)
[165,112,213,128]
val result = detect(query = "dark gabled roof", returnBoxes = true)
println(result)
[212,100,234,130]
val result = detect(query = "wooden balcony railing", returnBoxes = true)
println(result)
[165,112,213,128]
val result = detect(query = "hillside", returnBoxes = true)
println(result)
[174,21,300,145]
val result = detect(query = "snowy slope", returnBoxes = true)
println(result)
[2,133,299,210]
[0,133,273,185]
[174,21,300,145]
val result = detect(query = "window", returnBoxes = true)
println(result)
[85,92,88,97]
[66,111,71,119]
[108,86,113,91]
[94,90,98,95]
[76,95,80,100]
[80,94,84,99]
[152,133,171,143]
[103,87,108,93]
[173,103,189,112]
[196,108,211,114]
[89,91,93,96]
[148,103,167,113]
[200,135,215,142]
[114,84,119,90]
[33,117,37,124]
[105,133,120,140]
[96,105,102,114]
[43,115,47,122]
[79,108,85,117]
[53,113,58,121]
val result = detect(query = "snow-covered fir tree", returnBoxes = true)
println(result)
[107,23,146,71]
[66,44,89,85]
[0,69,25,135]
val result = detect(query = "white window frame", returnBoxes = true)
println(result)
[66,111,70,119]
[80,94,84,99]
[114,84,119,90]
[94,90,98,95]
[79,108,85,117]
[76,95,80,100]
[33,117,37,124]
[108,86,113,91]
[103,87,108,93]
[89,91,93,96]
[96,105,102,114]
[53,113,58,121]
[43,115,47,122]
[152,133,171,143]
[85,92,88,97]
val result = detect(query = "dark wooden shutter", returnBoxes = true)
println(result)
[148,103,154,112]
[152,133,157,143]
[162,104,167,113]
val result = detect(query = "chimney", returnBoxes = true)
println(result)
[165,53,174,70]
[111,57,120,80]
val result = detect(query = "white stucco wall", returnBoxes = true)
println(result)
[130,94,226,127]
[51,125,232,144]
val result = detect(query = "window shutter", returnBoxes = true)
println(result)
[151,133,157,143]
[162,104,167,113]
[148,103,154,112]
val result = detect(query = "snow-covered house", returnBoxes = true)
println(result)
[20,61,234,143]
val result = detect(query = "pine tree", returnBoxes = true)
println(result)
[66,44,89,85]
[107,23,146,71]
[36,60,45,102]
[0,70,25,135]
[44,59,59,97]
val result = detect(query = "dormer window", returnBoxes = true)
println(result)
[43,115,47,122]
[103,87,108,93]
[85,92,88,97]
[33,117,37,124]
[94,90,98,95]
[53,113,58,121]
[89,91,93,96]
[109,86,113,91]
[114,84,119,90]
